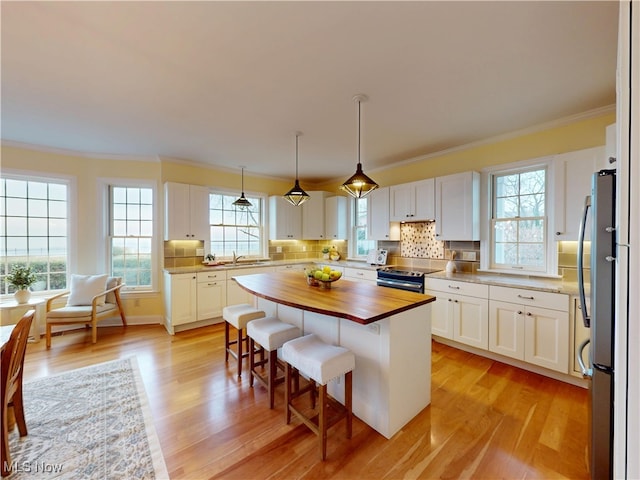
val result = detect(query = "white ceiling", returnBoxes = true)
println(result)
[1,1,618,185]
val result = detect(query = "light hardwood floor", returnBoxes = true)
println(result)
[22,323,589,479]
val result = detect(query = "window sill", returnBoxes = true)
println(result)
[477,268,562,280]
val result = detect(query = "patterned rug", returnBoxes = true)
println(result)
[6,357,169,479]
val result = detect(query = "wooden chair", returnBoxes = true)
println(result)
[1,310,34,477]
[45,275,127,348]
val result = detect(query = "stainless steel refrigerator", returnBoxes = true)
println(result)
[577,168,616,480]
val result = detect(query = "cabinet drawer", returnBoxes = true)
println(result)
[423,278,488,298]
[197,271,226,282]
[227,266,274,278]
[489,285,568,312]
[344,267,377,282]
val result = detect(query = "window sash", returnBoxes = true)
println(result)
[109,185,153,289]
[0,175,70,293]
[353,197,374,258]
[209,193,264,259]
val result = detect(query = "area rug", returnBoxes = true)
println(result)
[6,357,169,479]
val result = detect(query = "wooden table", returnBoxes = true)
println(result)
[233,271,436,438]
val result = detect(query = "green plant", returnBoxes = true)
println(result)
[322,247,330,254]
[6,264,37,290]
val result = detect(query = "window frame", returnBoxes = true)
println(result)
[99,178,159,294]
[350,196,375,259]
[0,169,77,297]
[207,188,268,261]
[480,156,559,277]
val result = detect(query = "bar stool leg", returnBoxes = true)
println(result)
[285,362,292,424]
[268,349,277,409]
[319,384,327,461]
[345,371,353,439]
[224,322,230,362]
[249,338,256,387]
[236,326,243,377]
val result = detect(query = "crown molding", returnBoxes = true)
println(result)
[1,140,161,163]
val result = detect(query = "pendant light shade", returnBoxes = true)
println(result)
[233,166,252,208]
[283,132,310,206]
[340,94,379,198]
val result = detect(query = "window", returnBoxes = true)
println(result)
[0,175,69,293]
[109,186,153,288]
[353,197,374,258]
[209,193,264,259]
[491,167,547,272]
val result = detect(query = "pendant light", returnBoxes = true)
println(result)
[282,131,310,206]
[232,166,252,208]
[340,94,379,198]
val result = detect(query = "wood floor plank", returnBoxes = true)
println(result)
[20,323,589,479]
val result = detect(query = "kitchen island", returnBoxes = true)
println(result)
[233,271,436,438]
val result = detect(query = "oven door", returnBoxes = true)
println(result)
[376,278,424,293]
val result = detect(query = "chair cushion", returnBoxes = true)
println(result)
[47,303,118,321]
[105,276,122,304]
[66,274,109,306]
[281,334,355,385]
[222,304,265,329]
[247,316,300,351]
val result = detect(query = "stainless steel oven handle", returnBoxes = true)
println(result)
[376,278,422,292]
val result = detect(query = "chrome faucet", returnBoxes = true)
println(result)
[232,251,245,265]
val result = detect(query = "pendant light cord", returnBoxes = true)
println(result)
[357,99,361,166]
[296,133,300,179]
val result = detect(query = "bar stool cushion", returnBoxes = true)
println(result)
[247,316,300,351]
[222,304,265,330]
[282,334,355,385]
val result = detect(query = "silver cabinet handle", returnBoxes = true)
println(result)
[448,285,460,290]
[517,294,534,300]
[517,311,523,315]
[526,312,532,316]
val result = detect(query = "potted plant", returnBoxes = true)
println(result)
[322,247,330,260]
[6,264,37,304]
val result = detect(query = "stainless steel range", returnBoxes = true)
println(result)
[376,267,442,293]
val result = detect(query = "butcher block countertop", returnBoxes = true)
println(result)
[233,271,435,325]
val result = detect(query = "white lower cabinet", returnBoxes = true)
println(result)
[163,272,197,331]
[489,286,569,374]
[196,271,226,321]
[344,267,377,284]
[425,278,488,349]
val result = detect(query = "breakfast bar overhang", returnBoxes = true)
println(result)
[234,271,436,439]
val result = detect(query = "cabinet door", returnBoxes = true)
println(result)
[197,279,226,321]
[189,185,210,241]
[427,291,453,339]
[553,146,606,241]
[435,171,480,241]
[452,293,488,349]
[413,178,435,221]
[368,187,395,240]
[325,196,347,239]
[489,300,525,360]
[227,280,253,306]
[169,273,197,326]
[389,184,413,221]
[524,306,569,373]
[269,196,302,239]
[302,191,328,239]
[165,183,209,240]
[165,182,191,240]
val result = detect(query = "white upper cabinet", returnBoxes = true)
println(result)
[269,195,302,240]
[553,146,607,241]
[164,182,209,241]
[435,171,480,241]
[389,178,435,222]
[368,187,400,241]
[325,196,347,239]
[302,191,329,240]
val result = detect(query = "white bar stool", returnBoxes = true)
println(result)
[222,304,265,377]
[281,334,355,460]
[247,316,301,408]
